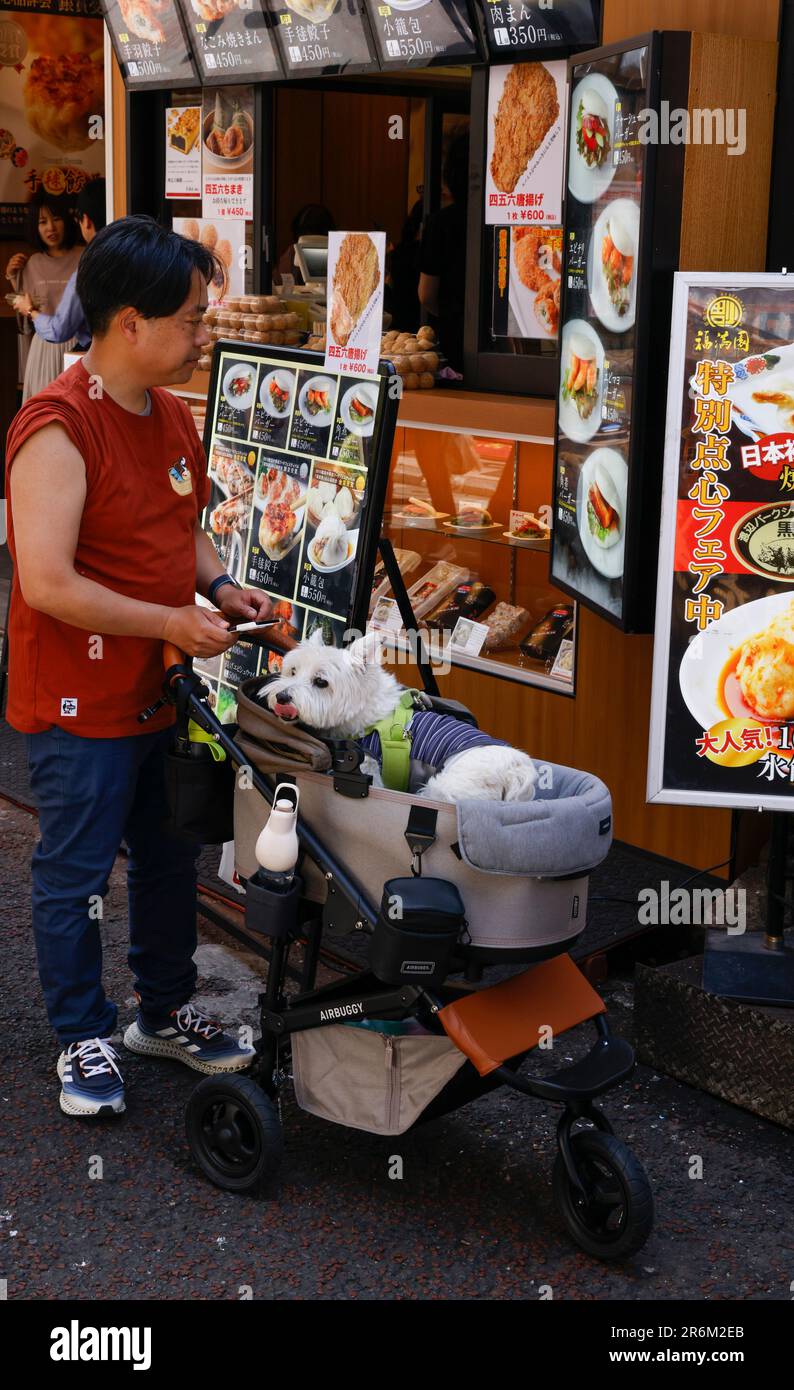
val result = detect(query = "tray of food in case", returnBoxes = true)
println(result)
[503,511,551,548]
[443,507,501,533]
[405,561,470,619]
[390,496,449,527]
[369,548,422,610]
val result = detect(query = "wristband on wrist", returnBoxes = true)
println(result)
[207,573,239,605]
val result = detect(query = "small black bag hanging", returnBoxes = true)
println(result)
[163,719,236,844]
[370,876,467,987]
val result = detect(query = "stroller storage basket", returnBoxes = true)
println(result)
[371,877,466,986]
[291,1023,467,1136]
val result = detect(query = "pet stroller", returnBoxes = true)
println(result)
[157,642,654,1262]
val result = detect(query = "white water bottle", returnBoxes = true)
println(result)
[254,783,300,880]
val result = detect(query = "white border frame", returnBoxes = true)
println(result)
[647,269,794,812]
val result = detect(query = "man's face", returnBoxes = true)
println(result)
[133,269,211,385]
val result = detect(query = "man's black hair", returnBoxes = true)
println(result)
[76,215,220,336]
[26,188,80,253]
[291,203,335,241]
[76,178,107,235]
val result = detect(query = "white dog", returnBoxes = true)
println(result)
[260,630,538,803]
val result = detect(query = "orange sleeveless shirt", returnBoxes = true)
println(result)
[5,361,210,737]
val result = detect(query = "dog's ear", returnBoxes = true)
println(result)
[307,628,326,649]
[347,629,386,670]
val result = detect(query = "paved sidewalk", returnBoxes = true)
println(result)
[1,796,793,1301]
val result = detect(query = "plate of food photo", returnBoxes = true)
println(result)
[567,75,619,205]
[587,199,640,334]
[679,591,794,734]
[341,382,378,437]
[308,516,358,574]
[222,361,256,413]
[576,446,627,580]
[260,368,296,420]
[210,444,256,498]
[203,91,253,169]
[509,227,562,339]
[306,475,361,530]
[299,376,335,425]
[256,466,306,563]
[559,318,605,443]
[723,342,794,441]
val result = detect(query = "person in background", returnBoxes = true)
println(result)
[4,187,84,401]
[386,198,424,335]
[12,178,106,357]
[277,202,336,285]
[418,132,470,376]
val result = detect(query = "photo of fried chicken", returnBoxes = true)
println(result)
[735,599,794,721]
[512,227,562,337]
[330,233,381,348]
[490,63,560,194]
[118,0,168,45]
[24,52,104,153]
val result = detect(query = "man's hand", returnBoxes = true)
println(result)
[5,252,28,282]
[217,586,274,624]
[162,604,238,657]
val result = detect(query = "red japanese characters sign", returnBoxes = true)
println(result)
[649,273,794,810]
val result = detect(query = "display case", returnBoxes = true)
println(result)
[374,413,577,694]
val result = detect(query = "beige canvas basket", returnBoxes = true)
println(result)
[291,1024,467,1135]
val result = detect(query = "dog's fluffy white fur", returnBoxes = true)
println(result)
[260,629,538,803]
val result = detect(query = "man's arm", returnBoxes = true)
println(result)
[10,423,235,656]
[29,272,87,345]
[194,522,273,624]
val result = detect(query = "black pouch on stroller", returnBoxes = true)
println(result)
[370,876,466,987]
[164,736,236,844]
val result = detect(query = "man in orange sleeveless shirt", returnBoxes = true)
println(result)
[6,216,272,1117]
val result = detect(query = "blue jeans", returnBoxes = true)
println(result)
[26,725,200,1046]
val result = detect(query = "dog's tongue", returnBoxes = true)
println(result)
[276,702,299,721]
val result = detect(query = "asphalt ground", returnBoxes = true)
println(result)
[2,795,794,1302]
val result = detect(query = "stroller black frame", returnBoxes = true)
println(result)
[154,644,655,1262]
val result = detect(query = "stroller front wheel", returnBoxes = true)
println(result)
[552,1130,653,1262]
[186,1074,283,1194]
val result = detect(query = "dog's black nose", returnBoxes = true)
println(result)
[275,689,293,706]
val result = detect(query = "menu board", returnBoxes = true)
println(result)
[480,0,598,59]
[648,273,794,812]
[178,0,282,83]
[198,344,396,714]
[267,0,375,76]
[485,61,567,226]
[363,0,478,69]
[551,41,649,626]
[101,0,198,89]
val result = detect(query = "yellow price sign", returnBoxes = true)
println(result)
[280,11,292,21]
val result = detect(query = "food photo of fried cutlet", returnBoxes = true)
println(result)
[24,52,104,153]
[490,63,560,194]
[330,233,380,347]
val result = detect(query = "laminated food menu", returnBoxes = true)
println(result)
[649,272,794,812]
[551,39,650,626]
[196,343,397,717]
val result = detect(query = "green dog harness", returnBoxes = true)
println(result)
[362,690,419,793]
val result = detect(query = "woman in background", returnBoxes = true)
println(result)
[5,188,83,401]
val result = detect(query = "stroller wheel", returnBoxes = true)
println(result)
[552,1130,653,1262]
[186,1074,283,1194]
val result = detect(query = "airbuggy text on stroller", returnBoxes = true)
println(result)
[158,643,654,1262]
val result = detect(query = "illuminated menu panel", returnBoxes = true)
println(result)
[101,0,198,88]
[177,0,282,83]
[267,0,376,76]
[364,0,478,69]
[480,0,598,59]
